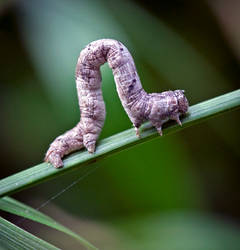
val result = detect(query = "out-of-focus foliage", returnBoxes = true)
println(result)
[0,0,239,249]
[0,216,58,250]
[114,212,240,250]
[0,196,97,249]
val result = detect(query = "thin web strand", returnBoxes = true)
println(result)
[16,165,97,226]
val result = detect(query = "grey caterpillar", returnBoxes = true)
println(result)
[45,39,189,168]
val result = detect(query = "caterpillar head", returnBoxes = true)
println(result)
[174,90,189,114]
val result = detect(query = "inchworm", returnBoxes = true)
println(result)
[45,39,189,168]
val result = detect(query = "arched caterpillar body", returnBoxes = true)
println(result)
[45,39,189,168]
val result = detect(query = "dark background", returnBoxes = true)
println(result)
[0,0,240,249]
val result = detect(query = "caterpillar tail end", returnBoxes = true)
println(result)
[45,150,64,168]
[44,124,84,168]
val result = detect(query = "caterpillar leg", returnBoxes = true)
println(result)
[171,114,182,126]
[45,124,83,168]
[82,133,97,153]
[80,118,105,154]
[45,150,63,169]
[134,126,141,138]
[150,121,163,136]
[156,126,163,136]
[132,119,142,138]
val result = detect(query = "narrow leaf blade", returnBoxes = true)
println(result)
[0,216,59,250]
[0,197,98,250]
[0,90,239,198]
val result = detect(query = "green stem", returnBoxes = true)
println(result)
[0,89,239,197]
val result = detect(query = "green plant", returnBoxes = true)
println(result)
[0,89,239,249]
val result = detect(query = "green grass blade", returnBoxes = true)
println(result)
[0,216,59,250]
[0,197,98,250]
[0,89,239,197]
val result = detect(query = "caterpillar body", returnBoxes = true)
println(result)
[45,39,189,168]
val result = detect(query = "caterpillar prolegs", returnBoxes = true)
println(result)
[45,39,189,168]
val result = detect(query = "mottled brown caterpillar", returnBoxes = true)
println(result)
[45,39,189,168]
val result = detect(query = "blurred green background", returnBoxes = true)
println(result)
[0,0,240,249]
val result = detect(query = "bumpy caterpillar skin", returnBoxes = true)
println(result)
[45,39,189,168]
